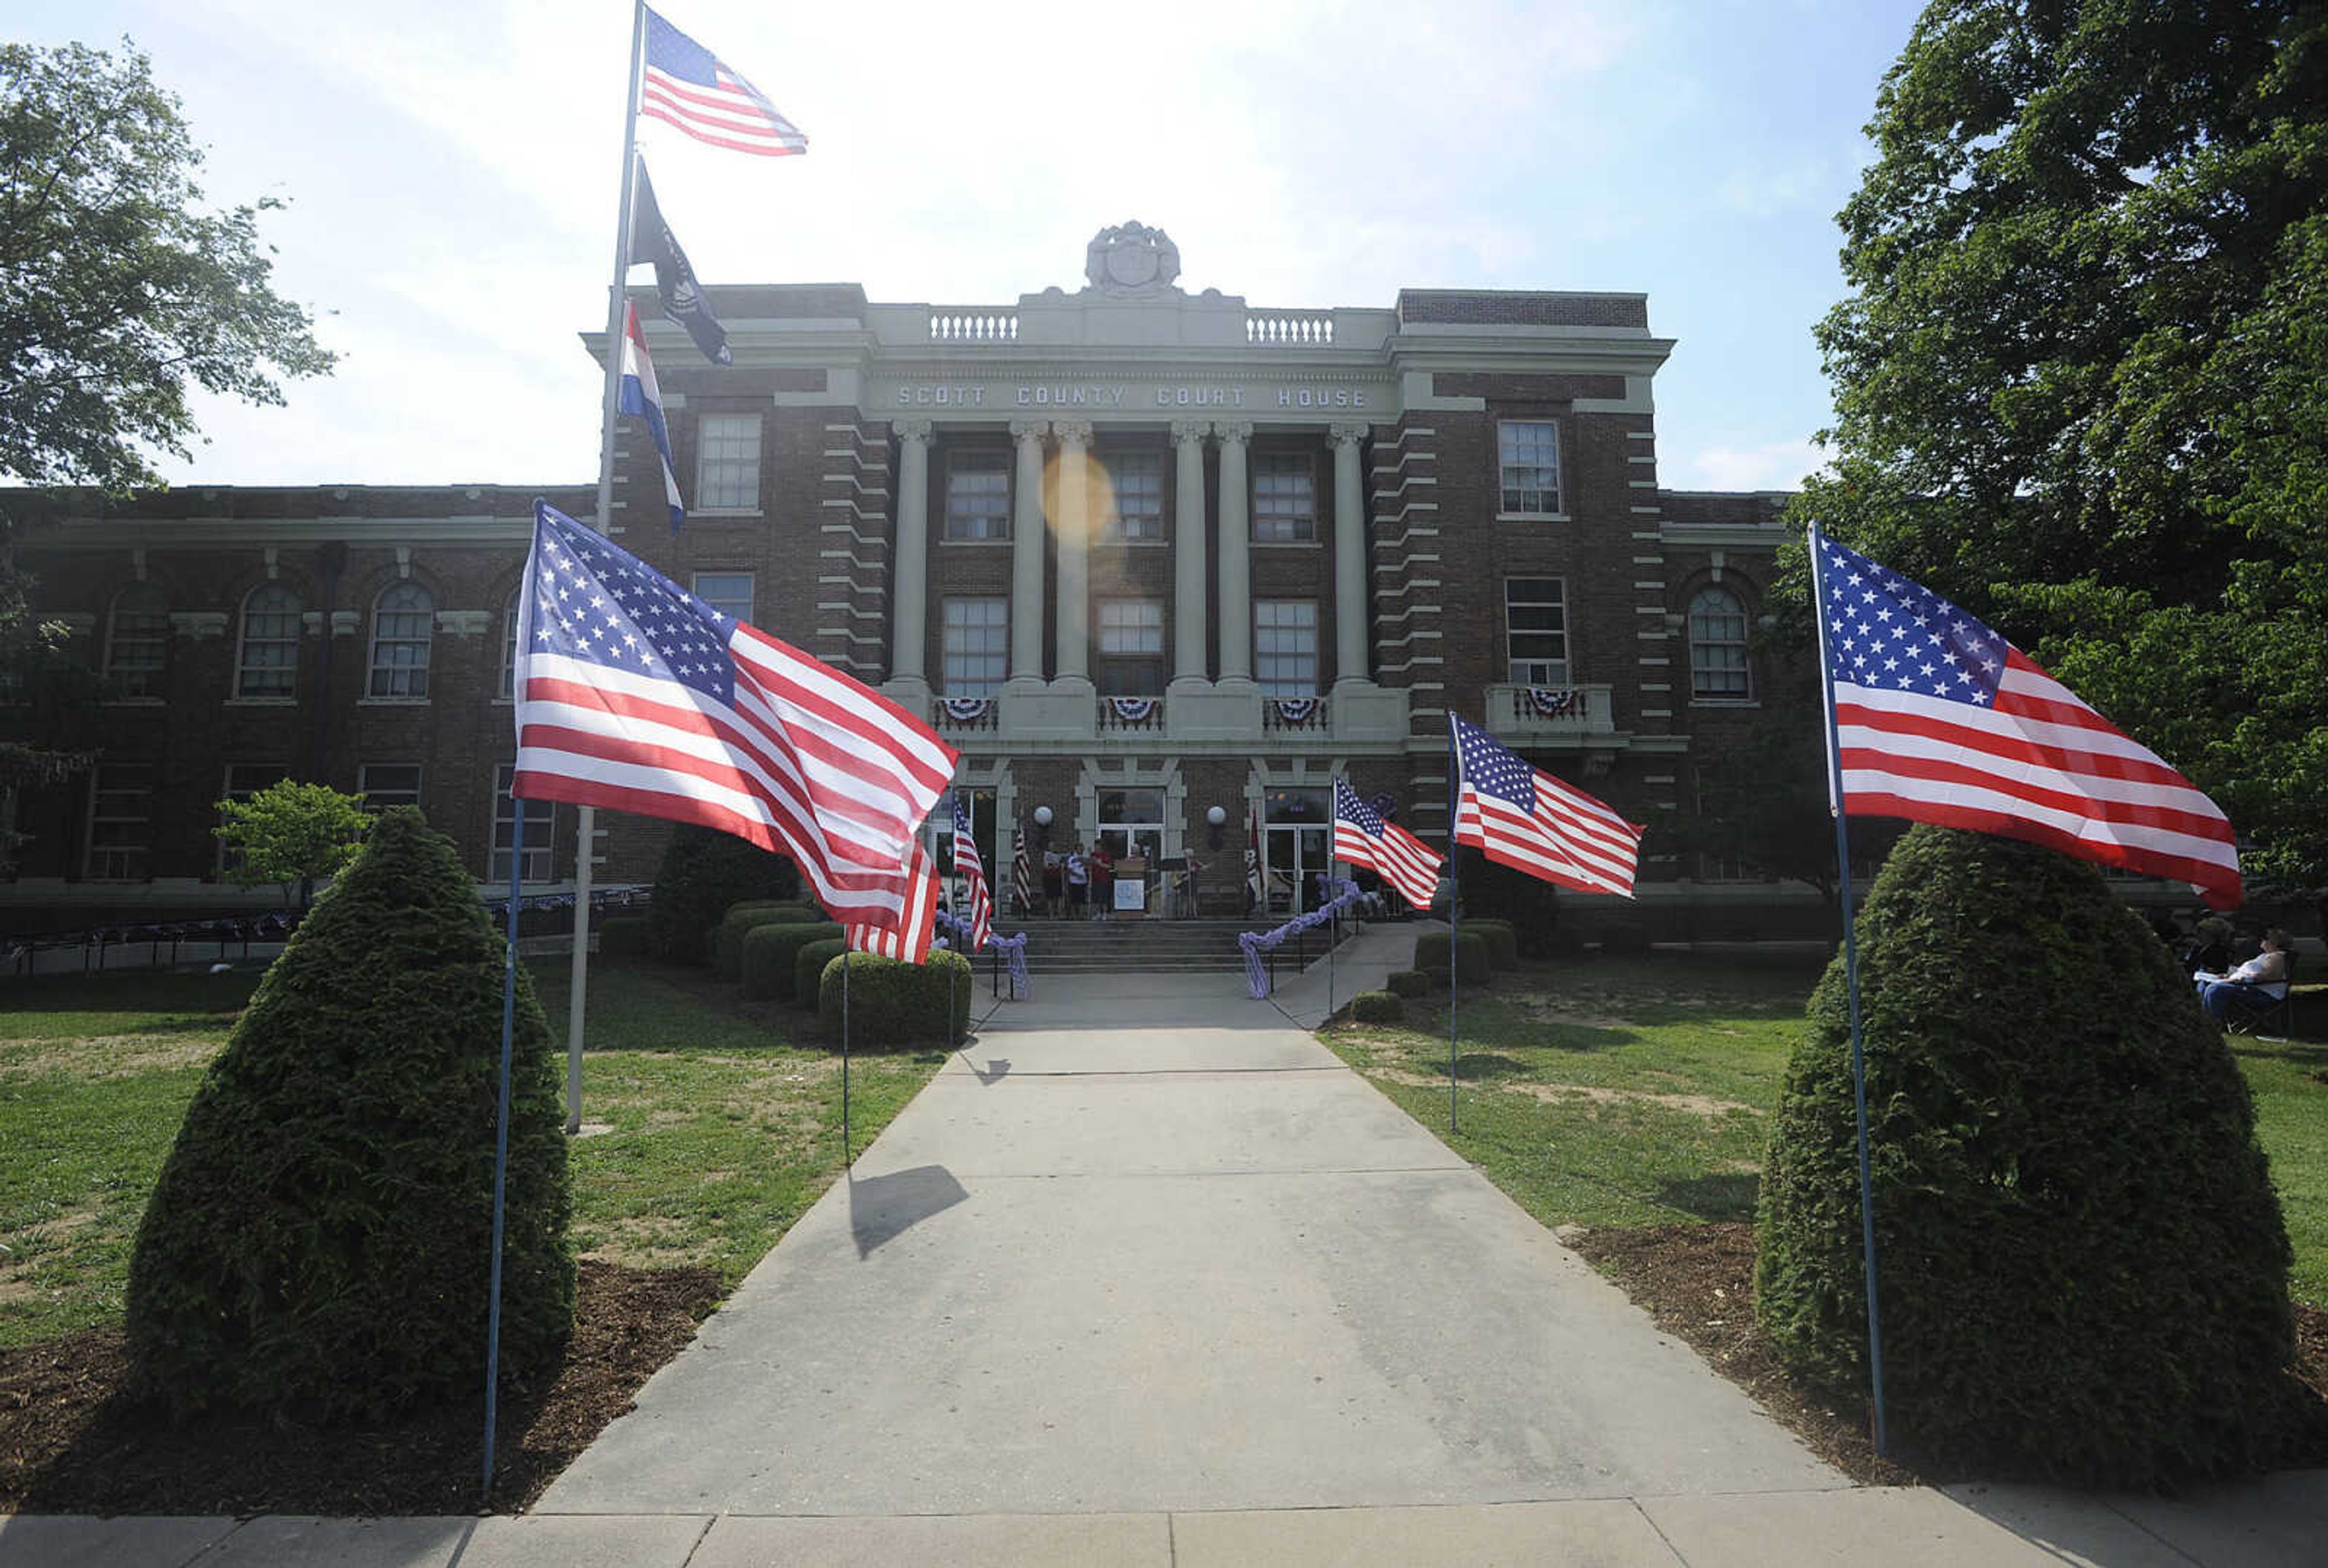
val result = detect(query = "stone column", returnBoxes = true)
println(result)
[1052,419,1094,689]
[1214,420,1254,688]
[1008,419,1047,687]
[889,418,932,691]
[1170,419,1210,689]
[1330,421,1370,689]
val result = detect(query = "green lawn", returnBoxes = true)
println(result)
[0,959,943,1349]
[1325,953,2328,1307]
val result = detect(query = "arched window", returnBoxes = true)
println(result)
[368,581,434,698]
[500,590,521,699]
[1688,585,1750,700]
[236,582,301,698]
[104,582,170,699]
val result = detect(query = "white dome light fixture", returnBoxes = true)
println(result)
[1032,805,1054,827]
[1205,805,1228,827]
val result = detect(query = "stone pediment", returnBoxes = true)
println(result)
[1080,221,1182,299]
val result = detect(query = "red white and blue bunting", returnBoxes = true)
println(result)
[942,696,995,724]
[1271,696,1322,727]
[1527,687,1582,718]
[1108,696,1160,726]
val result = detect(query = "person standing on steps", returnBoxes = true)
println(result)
[1066,844,1090,919]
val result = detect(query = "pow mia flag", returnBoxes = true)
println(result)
[629,154,731,365]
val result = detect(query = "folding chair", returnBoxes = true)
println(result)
[2226,951,2298,1041]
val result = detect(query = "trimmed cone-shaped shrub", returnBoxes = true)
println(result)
[644,823,801,962]
[1351,990,1403,1024]
[712,902,820,981]
[740,921,844,1001]
[1387,969,1432,999]
[1414,930,1492,985]
[126,809,573,1421]
[794,938,846,1009]
[1463,918,1519,971]
[1755,826,2295,1486]
[815,949,973,1046]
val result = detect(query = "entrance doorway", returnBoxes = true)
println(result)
[1095,788,1164,866]
[1262,786,1331,915]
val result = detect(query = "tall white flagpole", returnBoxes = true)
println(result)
[566,0,652,1134]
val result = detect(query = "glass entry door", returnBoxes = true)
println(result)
[1263,824,1332,914]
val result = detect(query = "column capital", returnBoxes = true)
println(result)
[1329,421,1369,449]
[1169,419,1211,446]
[1010,418,1049,443]
[1213,419,1254,445]
[895,416,934,442]
[1052,418,1092,450]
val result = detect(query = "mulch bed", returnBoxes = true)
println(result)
[1568,1222,2328,1486]
[0,1260,721,1516]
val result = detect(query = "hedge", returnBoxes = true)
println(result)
[815,949,974,1046]
[1351,990,1403,1024]
[1463,918,1519,970]
[644,822,800,962]
[1413,930,1491,984]
[739,921,843,1001]
[1386,969,1432,998]
[596,916,649,959]
[794,938,846,1007]
[1450,847,1562,955]
[712,901,821,981]
[1756,825,2296,1486]
[125,809,572,1420]
[1599,924,1652,955]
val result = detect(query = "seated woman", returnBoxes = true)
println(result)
[2193,928,2293,1023]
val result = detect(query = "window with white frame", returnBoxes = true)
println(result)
[1505,578,1569,685]
[1103,450,1163,540]
[367,581,433,698]
[235,582,300,698]
[500,591,521,699]
[696,412,762,511]
[492,763,555,884]
[104,582,170,699]
[1252,453,1316,542]
[358,762,423,813]
[691,572,754,624]
[1499,420,1561,515]
[944,449,1011,539]
[942,597,1008,696]
[1097,599,1165,695]
[85,762,155,879]
[1255,599,1319,696]
[217,763,290,874]
[1689,585,1751,699]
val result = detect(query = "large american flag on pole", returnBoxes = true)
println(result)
[951,794,992,952]
[1809,527,2241,909]
[640,7,808,158]
[512,503,955,935]
[845,839,938,962]
[1452,715,1642,897]
[1332,778,1443,910]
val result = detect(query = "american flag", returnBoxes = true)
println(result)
[1452,715,1642,896]
[1245,809,1264,912]
[1810,527,2241,909]
[845,839,937,963]
[1012,824,1032,916]
[950,795,992,952]
[640,7,808,158]
[512,503,955,935]
[1333,777,1443,910]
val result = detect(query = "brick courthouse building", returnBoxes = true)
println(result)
[2,225,1787,929]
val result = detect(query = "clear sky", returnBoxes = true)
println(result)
[18,0,1928,494]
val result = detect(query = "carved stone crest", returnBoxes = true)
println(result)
[1085,221,1182,296]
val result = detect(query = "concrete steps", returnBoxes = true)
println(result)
[979,918,1356,975]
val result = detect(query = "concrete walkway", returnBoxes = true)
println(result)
[8,938,2326,1564]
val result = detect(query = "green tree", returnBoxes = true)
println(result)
[212,779,370,905]
[0,38,335,492]
[1800,0,2328,890]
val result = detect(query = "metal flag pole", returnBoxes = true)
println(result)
[1808,524,1888,1456]
[841,942,852,1165]
[946,796,960,1048]
[1447,720,1462,1134]
[482,795,526,1500]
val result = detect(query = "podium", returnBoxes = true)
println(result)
[1112,857,1149,916]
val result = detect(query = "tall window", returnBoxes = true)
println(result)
[944,449,1011,539]
[1103,450,1163,540]
[692,572,754,624]
[1689,585,1751,699]
[236,582,301,698]
[218,763,289,873]
[104,582,170,699]
[500,591,521,699]
[1505,578,1568,685]
[1097,599,1165,695]
[367,581,433,698]
[1499,420,1561,515]
[85,762,155,879]
[1255,600,1319,696]
[942,597,1008,696]
[358,762,423,812]
[1252,453,1316,542]
[697,412,762,511]
[492,764,555,884]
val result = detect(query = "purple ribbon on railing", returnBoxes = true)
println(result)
[988,929,1032,998]
[1237,878,1364,999]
